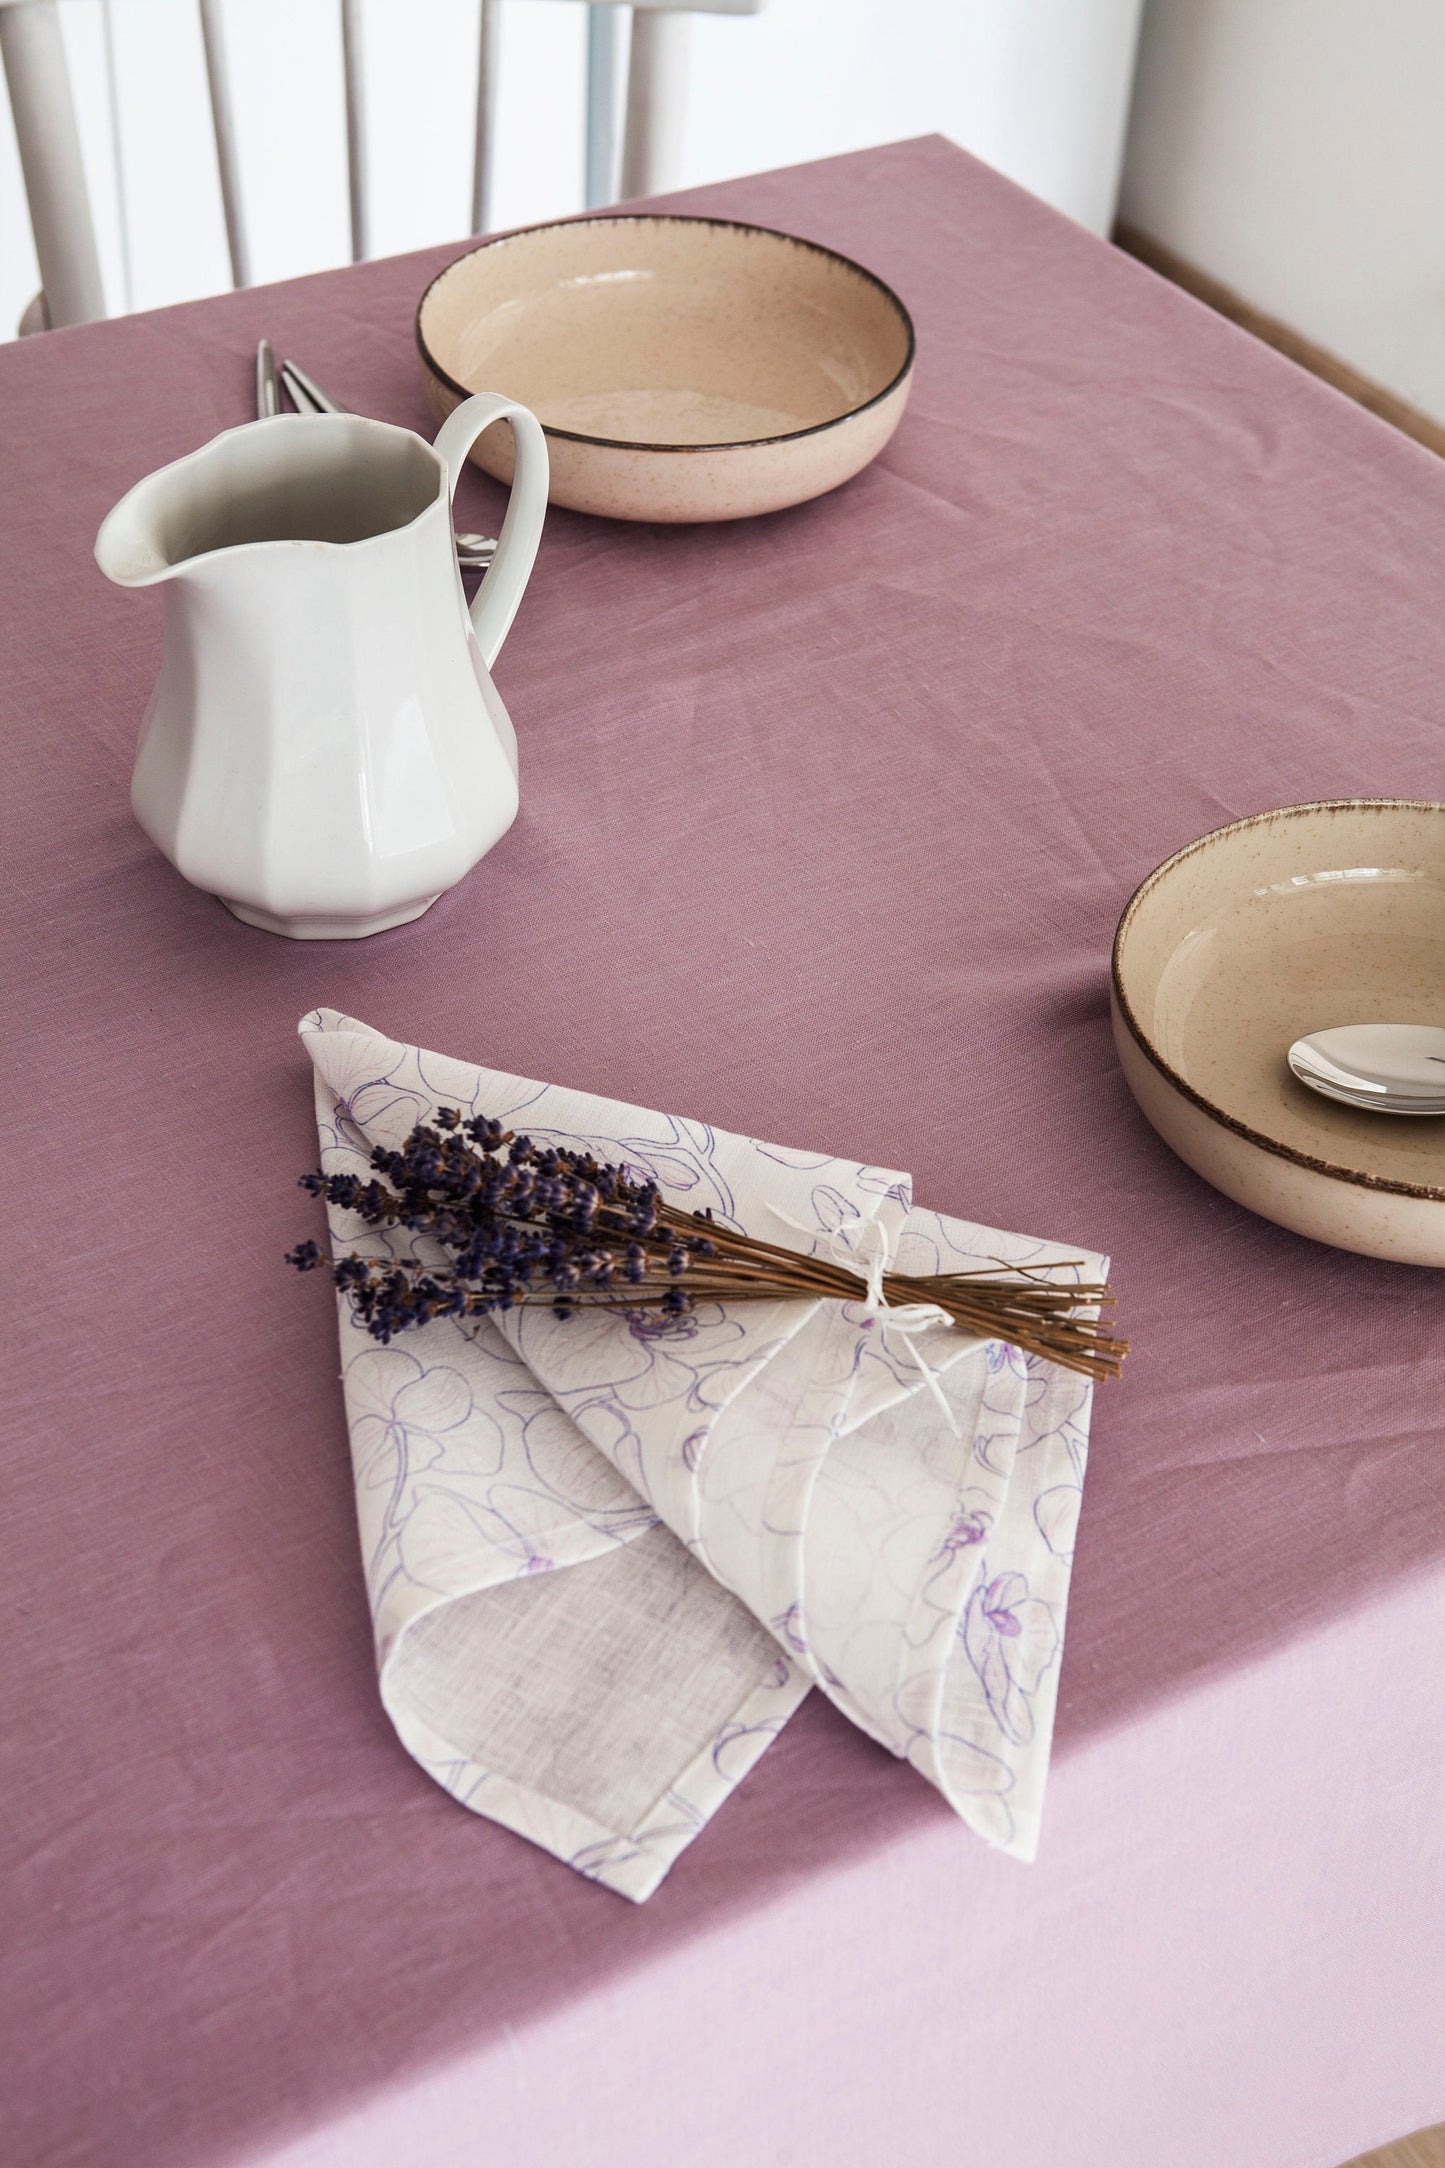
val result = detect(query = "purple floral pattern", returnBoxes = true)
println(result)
[962,1572,1062,1746]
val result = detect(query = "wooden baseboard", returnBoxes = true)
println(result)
[1337,2123,1445,2168]
[1113,221,1445,461]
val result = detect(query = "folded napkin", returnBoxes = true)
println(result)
[301,1009,1103,1899]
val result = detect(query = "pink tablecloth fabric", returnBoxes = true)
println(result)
[4,137,1443,2168]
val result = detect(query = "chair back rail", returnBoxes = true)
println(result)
[0,0,762,331]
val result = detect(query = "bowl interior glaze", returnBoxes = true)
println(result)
[416,215,913,450]
[1114,800,1445,1197]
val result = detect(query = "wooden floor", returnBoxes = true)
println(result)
[1339,2123,1445,2167]
[1112,223,1445,463]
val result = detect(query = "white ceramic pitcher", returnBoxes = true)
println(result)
[95,394,547,938]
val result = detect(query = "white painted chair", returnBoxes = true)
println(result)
[0,0,762,330]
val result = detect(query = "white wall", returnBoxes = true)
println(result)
[1120,0,1445,424]
[0,0,1142,338]
[685,0,1144,239]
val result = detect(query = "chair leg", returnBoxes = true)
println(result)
[619,8,688,201]
[0,0,105,326]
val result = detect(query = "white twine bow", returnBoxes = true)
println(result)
[767,1205,962,1436]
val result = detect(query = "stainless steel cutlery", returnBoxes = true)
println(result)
[256,338,280,419]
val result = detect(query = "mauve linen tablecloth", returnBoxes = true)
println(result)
[3,138,1443,2168]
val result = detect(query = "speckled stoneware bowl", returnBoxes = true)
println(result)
[1112,799,1445,1266]
[415,214,915,522]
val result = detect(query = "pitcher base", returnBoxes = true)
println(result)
[220,894,441,940]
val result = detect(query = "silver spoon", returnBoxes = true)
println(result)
[1288,1024,1445,1116]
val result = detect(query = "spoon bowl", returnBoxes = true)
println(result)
[1288,1023,1445,1115]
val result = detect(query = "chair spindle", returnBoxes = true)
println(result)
[340,0,368,262]
[198,0,250,289]
[584,4,621,210]
[620,7,688,200]
[470,0,499,235]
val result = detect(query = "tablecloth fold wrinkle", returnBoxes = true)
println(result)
[302,1007,1104,1898]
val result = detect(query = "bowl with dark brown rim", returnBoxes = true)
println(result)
[415,213,915,522]
[1111,798,1445,1265]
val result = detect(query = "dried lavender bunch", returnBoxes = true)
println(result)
[287,1110,714,1338]
[289,1112,1128,1380]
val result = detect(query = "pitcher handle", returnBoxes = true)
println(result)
[433,393,549,671]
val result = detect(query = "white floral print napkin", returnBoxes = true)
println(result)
[301,1009,1103,1900]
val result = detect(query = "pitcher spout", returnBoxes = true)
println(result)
[93,424,269,588]
[95,461,196,588]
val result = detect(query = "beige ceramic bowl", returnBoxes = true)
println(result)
[415,214,914,522]
[1112,800,1445,1266]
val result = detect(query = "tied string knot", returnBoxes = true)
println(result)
[767,1205,962,1436]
